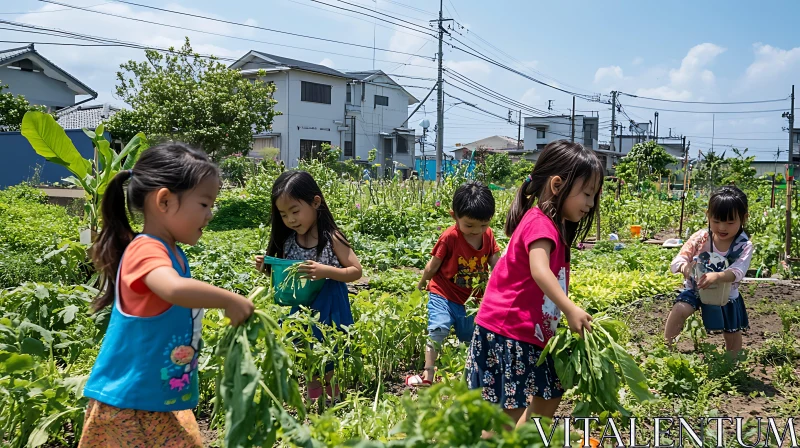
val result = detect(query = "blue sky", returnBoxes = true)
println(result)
[2,0,798,160]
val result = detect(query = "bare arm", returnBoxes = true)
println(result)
[488,252,500,269]
[418,256,444,290]
[298,237,363,283]
[144,267,254,326]
[528,239,591,336]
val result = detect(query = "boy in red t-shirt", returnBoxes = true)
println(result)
[405,181,500,387]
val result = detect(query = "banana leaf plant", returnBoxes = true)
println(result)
[21,111,148,233]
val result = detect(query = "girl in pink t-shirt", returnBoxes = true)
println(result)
[466,140,602,428]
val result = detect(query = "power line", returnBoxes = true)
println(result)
[0,2,110,14]
[1,20,437,68]
[283,0,436,42]
[38,0,437,58]
[446,34,600,101]
[306,0,433,34]
[618,102,787,115]
[684,135,788,141]
[618,91,789,105]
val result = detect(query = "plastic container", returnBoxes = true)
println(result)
[692,259,731,306]
[630,225,642,239]
[262,256,325,307]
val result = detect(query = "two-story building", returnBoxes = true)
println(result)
[230,51,351,165]
[0,44,96,111]
[523,115,620,173]
[230,52,418,175]
[344,70,418,177]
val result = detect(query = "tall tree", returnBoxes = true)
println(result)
[105,38,278,159]
[615,140,678,185]
[0,82,48,131]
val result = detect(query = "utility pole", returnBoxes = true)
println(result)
[772,146,782,208]
[517,110,522,150]
[786,85,795,261]
[610,91,617,152]
[654,111,659,142]
[433,0,451,183]
[679,136,688,238]
[571,96,576,142]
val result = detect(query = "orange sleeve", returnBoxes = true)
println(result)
[431,227,455,260]
[489,229,500,255]
[118,237,174,317]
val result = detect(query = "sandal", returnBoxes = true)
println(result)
[405,374,432,387]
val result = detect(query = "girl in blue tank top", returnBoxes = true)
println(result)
[255,170,363,406]
[79,143,254,448]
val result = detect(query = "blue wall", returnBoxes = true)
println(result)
[414,158,475,181]
[0,130,95,188]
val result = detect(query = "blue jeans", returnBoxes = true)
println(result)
[427,292,474,347]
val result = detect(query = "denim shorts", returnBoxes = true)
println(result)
[427,292,475,345]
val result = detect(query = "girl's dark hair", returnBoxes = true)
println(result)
[707,185,748,231]
[266,170,350,261]
[91,142,220,311]
[505,140,603,255]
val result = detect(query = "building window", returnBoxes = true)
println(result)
[537,143,546,150]
[346,85,351,104]
[344,140,353,157]
[536,127,546,139]
[300,139,331,160]
[396,135,409,153]
[301,81,332,104]
[374,95,389,107]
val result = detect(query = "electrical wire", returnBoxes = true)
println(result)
[618,91,789,105]
[38,0,437,58]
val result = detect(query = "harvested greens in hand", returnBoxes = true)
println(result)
[538,315,655,417]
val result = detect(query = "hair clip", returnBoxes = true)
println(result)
[525,174,532,183]
[129,169,134,177]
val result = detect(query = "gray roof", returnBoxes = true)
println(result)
[346,70,381,81]
[0,43,96,97]
[230,50,349,78]
[56,103,120,130]
[344,69,419,104]
[0,45,33,64]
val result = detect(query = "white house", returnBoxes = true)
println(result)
[229,51,351,166]
[453,135,521,160]
[344,70,418,177]
[0,44,96,111]
[522,115,620,173]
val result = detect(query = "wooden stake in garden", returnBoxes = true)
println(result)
[679,137,688,238]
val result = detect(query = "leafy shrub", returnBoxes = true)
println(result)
[208,194,270,231]
[0,249,57,288]
[220,155,259,187]
[0,184,48,205]
[0,200,79,252]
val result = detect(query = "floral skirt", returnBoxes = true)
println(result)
[466,324,563,410]
[78,399,203,448]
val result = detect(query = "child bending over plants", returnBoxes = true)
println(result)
[406,181,501,388]
[80,143,255,447]
[255,170,363,405]
[466,140,600,429]
[665,185,753,358]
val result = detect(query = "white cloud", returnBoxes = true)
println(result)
[668,43,725,87]
[634,86,693,101]
[319,58,335,68]
[744,43,800,83]
[2,2,256,106]
[444,60,491,76]
[631,43,725,101]
[520,87,540,106]
[594,65,624,84]
[632,57,644,66]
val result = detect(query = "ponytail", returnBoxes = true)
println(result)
[91,170,135,311]
[504,177,536,237]
[88,142,220,311]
